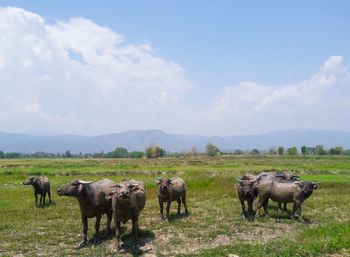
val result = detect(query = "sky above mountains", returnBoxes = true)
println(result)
[0,1,349,136]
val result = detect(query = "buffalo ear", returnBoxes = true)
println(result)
[156,178,162,185]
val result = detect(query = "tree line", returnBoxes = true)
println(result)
[0,145,166,159]
[0,143,350,159]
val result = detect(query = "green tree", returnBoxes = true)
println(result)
[278,146,284,156]
[315,145,326,155]
[334,146,343,155]
[205,143,220,157]
[145,145,165,158]
[64,150,72,158]
[287,147,298,156]
[234,149,243,155]
[113,147,129,158]
[129,151,144,158]
[0,151,4,158]
[250,149,260,155]
[301,146,307,155]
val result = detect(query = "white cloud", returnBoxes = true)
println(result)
[0,7,349,136]
[194,55,350,135]
[0,7,191,135]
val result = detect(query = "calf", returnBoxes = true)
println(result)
[110,180,146,251]
[157,177,189,219]
[23,176,51,207]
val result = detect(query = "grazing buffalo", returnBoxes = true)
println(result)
[255,178,320,222]
[157,177,189,219]
[110,180,146,251]
[23,176,51,207]
[57,178,115,248]
[236,174,258,221]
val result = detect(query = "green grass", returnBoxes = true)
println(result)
[0,156,349,256]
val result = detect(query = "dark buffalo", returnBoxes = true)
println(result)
[236,174,258,221]
[157,177,189,220]
[57,178,115,248]
[110,180,146,251]
[23,176,51,207]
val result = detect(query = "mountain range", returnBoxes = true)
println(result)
[0,129,350,153]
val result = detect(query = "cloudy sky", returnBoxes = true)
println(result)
[0,1,350,136]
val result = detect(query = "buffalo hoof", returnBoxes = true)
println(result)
[176,212,181,217]
[75,240,87,249]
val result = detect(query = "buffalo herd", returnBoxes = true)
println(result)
[22,171,319,251]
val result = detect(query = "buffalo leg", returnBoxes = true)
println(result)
[182,194,189,215]
[239,198,246,217]
[48,189,52,204]
[105,211,112,237]
[255,196,266,217]
[263,199,270,217]
[166,200,171,218]
[34,193,38,206]
[176,199,181,216]
[132,216,139,248]
[78,215,88,248]
[43,193,46,206]
[93,214,101,243]
[39,194,43,207]
[290,202,297,219]
[114,220,121,250]
[247,199,254,221]
[295,201,303,222]
[283,203,288,212]
[158,198,165,219]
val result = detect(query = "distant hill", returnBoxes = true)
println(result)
[0,129,350,153]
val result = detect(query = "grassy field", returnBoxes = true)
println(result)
[0,156,349,257]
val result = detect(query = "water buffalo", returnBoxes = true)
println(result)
[23,176,51,207]
[110,180,146,251]
[273,172,300,212]
[255,179,320,221]
[236,174,258,221]
[255,171,300,213]
[157,177,189,220]
[57,178,115,248]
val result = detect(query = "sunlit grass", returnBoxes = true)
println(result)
[0,156,349,256]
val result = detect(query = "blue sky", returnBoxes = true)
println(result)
[0,1,349,135]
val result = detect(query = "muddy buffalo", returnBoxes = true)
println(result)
[256,171,300,213]
[110,180,146,251]
[157,177,189,219]
[57,178,115,248]
[23,176,51,207]
[255,178,320,221]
